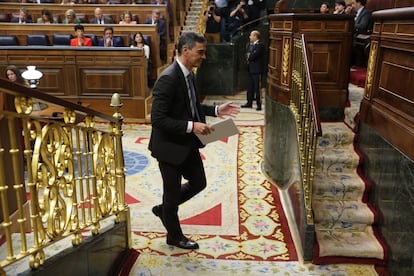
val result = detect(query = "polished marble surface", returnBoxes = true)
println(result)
[358,122,414,275]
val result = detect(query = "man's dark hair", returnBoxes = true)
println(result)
[355,0,366,5]
[103,26,114,34]
[336,0,346,6]
[74,24,84,31]
[177,32,206,55]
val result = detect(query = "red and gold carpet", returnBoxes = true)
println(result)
[118,93,380,275]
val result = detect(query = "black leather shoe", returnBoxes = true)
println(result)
[241,104,252,108]
[152,205,164,224]
[167,235,199,250]
[256,106,262,111]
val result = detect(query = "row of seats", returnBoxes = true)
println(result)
[0,12,147,24]
[0,34,151,47]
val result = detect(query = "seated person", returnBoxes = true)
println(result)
[63,9,81,24]
[145,9,166,61]
[333,1,346,14]
[70,25,93,47]
[90,7,113,24]
[320,2,330,14]
[130,32,151,60]
[37,8,53,24]
[119,11,137,24]
[11,7,32,24]
[5,65,25,85]
[99,27,123,47]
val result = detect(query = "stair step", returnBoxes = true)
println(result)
[313,173,367,200]
[319,122,355,147]
[315,226,385,260]
[315,144,360,174]
[313,200,375,228]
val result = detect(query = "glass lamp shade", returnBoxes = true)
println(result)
[21,66,43,88]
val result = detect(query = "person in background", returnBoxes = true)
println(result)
[62,9,81,24]
[152,0,171,17]
[37,8,53,24]
[242,30,265,111]
[145,9,167,62]
[203,1,222,43]
[351,0,372,66]
[70,24,92,47]
[99,26,123,47]
[334,0,346,14]
[5,65,25,85]
[119,11,137,24]
[320,2,330,14]
[130,32,151,60]
[227,0,249,39]
[11,7,32,24]
[345,3,354,14]
[149,31,240,250]
[90,7,113,24]
[352,0,372,35]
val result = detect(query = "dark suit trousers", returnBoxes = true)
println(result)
[158,147,207,238]
[247,72,261,107]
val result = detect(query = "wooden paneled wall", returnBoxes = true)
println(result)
[0,47,151,120]
[360,7,414,160]
[267,13,354,112]
[0,24,161,79]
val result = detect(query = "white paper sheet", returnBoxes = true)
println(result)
[196,118,239,145]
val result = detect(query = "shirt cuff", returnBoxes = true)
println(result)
[187,121,193,133]
[215,106,219,116]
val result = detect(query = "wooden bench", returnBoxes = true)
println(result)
[0,46,151,120]
[0,23,161,80]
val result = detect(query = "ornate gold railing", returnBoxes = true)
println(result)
[0,79,128,273]
[290,34,322,225]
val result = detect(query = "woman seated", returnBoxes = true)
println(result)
[119,11,137,25]
[37,8,53,24]
[130,32,150,60]
[62,9,81,24]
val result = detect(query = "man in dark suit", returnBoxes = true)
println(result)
[98,27,124,47]
[351,0,372,66]
[89,7,113,24]
[242,30,265,111]
[145,9,167,61]
[352,0,372,35]
[11,8,32,24]
[149,31,240,250]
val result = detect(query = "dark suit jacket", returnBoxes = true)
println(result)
[354,7,372,35]
[98,36,124,47]
[149,61,216,165]
[144,18,166,39]
[247,41,265,74]
[11,18,32,24]
[89,17,114,24]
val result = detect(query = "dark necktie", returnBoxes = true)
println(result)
[187,73,200,121]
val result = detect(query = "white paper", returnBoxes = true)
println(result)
[196,118,239,145]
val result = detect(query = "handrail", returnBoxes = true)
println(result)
[0,78,128,273]
[301,34,322,136]
[1,79,118,123]
[289,34,322,225]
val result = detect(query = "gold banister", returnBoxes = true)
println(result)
[289,34,322,225]
[0,78,128,272]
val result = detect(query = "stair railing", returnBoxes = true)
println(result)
[0,79,128,273]
[289,34,322,225]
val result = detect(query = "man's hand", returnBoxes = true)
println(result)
[193,122,214,135]
[218,102,241,119]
